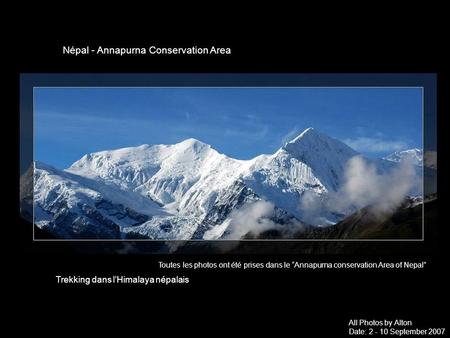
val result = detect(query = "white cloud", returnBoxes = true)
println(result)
[328,155,419,214]
[299,155,420,224]
[299,190,330,225]
[280,126,301,146]
[224,200,277,239]
[343,137,408,153]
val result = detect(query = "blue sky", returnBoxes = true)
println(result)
[34,87,422,169]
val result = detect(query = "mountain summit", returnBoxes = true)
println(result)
[283,127,358,157]
[285,127,321,145]
[384,148,423,167]
[276,127,360,193]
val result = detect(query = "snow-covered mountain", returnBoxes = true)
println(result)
[34,162,167,238]
[384,148,423,167]
[33,127,418,240]
[241,128,360,219]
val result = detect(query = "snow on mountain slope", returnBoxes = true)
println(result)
[67,139,248,217]
[33,128,418,239]
[383,148,424,196]
[65,129,362,224]
[240,128,397,222]
[280,128,360,191]
[384,148,423,167]
[36,162,166,217]
[34,162,168,238]
[240,128,361,219]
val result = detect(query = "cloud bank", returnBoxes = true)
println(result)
[224,200,277,239]
[343,137,408,153]
[300,155,420,225]
[330,156,419,214]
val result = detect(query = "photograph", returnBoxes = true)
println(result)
[29,87,431,241]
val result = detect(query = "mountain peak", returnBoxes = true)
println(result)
[384,148,423,166]
[285,127,319,145]
[279,127,359,187]
[177,138,206,146]
[282,127,355,156]
[175,138,211,153]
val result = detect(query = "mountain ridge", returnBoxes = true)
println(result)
[31,128,422,240]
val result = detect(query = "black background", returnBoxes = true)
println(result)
[9,11,449,336]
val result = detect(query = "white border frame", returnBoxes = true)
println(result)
[31,86,425,242]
